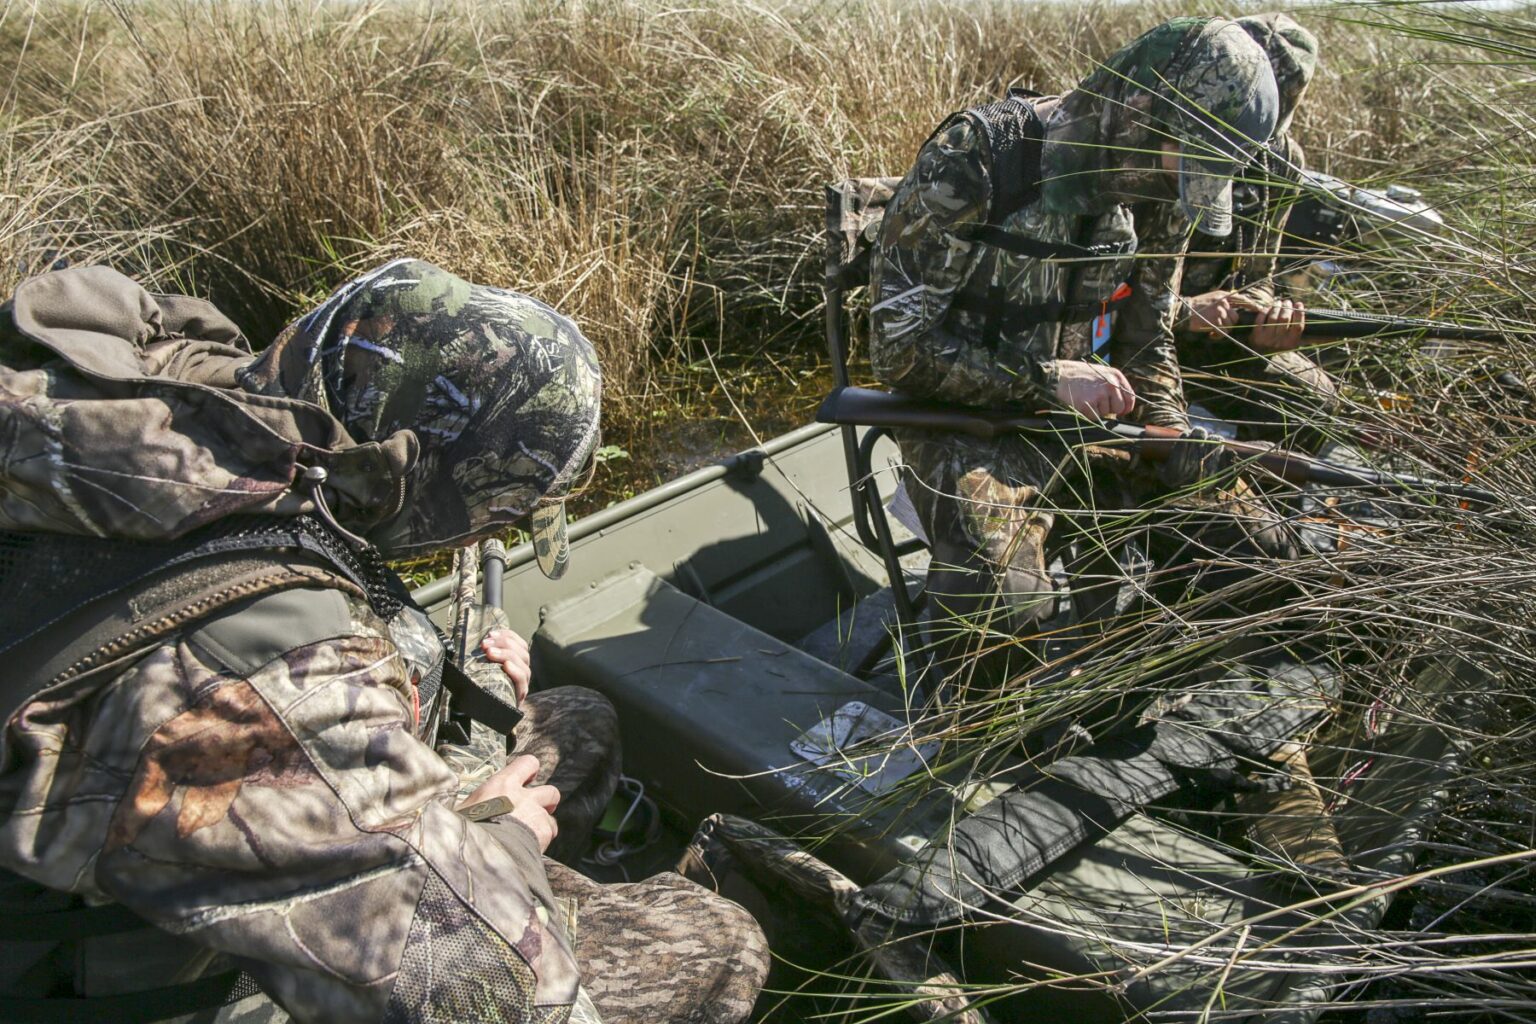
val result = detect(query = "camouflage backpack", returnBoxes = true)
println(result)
[825,91,1129,297]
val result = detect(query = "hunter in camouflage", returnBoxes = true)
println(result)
[0,261,768,1023]
[1177,13,1339,439]
[869,17,1287,684]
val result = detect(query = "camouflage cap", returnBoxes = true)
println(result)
[1237,13,1319,133]
[272,259,601,572]
[1081,17,1280,235]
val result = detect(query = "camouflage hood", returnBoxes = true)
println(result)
[0,266,416,542]
[243,259,602,567]
[1040,16,1279,234]
[1237,13,1318,135]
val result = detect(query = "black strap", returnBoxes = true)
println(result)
[0,903,145,941]
[439,659,525,734]
[0,972,260,1024]
[956,288,1133,346]
[961,224,1132,262]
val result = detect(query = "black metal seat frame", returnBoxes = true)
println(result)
[822,183,926,634]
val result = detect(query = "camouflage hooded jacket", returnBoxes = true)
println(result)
[0,267,588,1022]
[869,17,1279,430]
[0,267,416,541]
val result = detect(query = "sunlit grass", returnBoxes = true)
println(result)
[5,0,1536,1019]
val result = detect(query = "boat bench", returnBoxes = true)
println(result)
[532,564,957,879]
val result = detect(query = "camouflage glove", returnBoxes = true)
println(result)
[1158,426,1232,492]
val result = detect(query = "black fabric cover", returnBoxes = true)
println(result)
[0,514,401,663]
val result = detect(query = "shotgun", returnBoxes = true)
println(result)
[816,386,1500,507]
[1234,306,1526,344]
[439,539,523,763]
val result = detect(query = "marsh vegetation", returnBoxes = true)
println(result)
[4,0,1536,1019]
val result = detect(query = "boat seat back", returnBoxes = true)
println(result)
[823,178,927,638]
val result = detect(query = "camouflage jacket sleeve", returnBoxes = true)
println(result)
[868,120,1057,407]
[1173,136,1306,332]
[84,593,579,1023]
[1112,203,1191,430]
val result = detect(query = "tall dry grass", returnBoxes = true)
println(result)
[4,1,1536,1018]
[3,0,1523,422]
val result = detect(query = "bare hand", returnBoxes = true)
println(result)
[1248,297,1306,352]
[1054,361,1136,419]
[481,628,531,703]
[458,754,560,852]
[1185,290,1267,334]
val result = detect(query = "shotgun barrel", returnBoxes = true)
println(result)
[1235,307,1518,343]
[816,386,1500,507]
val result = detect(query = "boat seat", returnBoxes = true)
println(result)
[532,563,962,880]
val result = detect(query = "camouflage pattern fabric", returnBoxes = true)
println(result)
[678,813,988,1024]
[897,428,1066,685]
[0,263,759,1023]
[0,581,761,1023]
[0,267,414,542]
[1239,741,1349,874]
[543,861,769,1024]
[0,260,599,561]
[1037,17,1278,235]
[1177,139,1341,437]
[0,590,579,1022]
[1173,18,1334,439]
[869,109,1176,418]
[1238,13,1319,135]
[870,19,1283,677]
[439,687,622,866]
[869,17,1282,424]
[244,259,602,558]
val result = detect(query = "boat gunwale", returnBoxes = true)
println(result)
[410,420,838,607]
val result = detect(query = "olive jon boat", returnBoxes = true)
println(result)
[404,171,1499,1023]
[412,415,1491,1023]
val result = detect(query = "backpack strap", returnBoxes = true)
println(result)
[951,282,1135,339]
[0,971,261,1024]
[960,225,1135,262]
[925,91,1045,220]
[5,551,363,724]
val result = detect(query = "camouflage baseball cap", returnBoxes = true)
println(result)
[1237,13,1319,134]
[1099,17,1280,235]
[272,258,601,573]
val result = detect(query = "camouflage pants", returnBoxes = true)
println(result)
[444,687,770,1022]
[899,428,1067,689]
[441,685,621,863]
[545,861,771,1024]
[1178,333,1339,443]
[899,428,1302,689]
